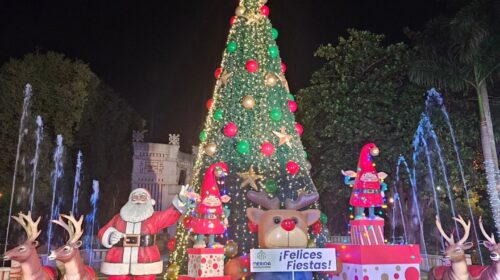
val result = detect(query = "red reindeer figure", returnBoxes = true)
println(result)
[48,213,96,280]
[2,212,57,280]
[477,217,500,279]
[429,215,474,280]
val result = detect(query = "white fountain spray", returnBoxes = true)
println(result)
[46,134,65,258]
[84,180,99,265]
[71,151,83,215]
[3,84,33,258]
[29,116,44,211]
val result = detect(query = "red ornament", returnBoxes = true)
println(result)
[167,238,177,251]
[214,67,222,79]
[248,219,259,233]
[260,5,270,17]
[245,60,259,73]
[260,141,275,157]
[206,99,214,110]
[288,100,298,113]
[295,122,303,136]
[230,16,237,25]
[224,122,238,137]
[281,219,296,231]
[183,216,193,229]
[286,161,300,175]
[311,220,323,234]
[281,62,287,73]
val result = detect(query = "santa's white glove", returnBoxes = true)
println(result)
[173,185,194,214]
[109,231,125,246]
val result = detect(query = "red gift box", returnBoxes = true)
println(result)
[326,243,421,280]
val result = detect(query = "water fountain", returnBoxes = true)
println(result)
[391,88,484,265]
[84,180,99,265]
[29,116,44,211]
[71,151,83,214]
[46,134,65,257]
[3,84,33,257]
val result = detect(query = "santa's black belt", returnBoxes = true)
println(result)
[115,234,156,247]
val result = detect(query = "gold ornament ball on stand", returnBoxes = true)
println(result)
[205,143,217,156]
[265,73,278,87]
[241,95,256,109]
[224,240,239,258]
[235,6,246,16]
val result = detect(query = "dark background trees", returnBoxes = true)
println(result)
[0,52,143,244]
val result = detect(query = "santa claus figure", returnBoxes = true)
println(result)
[191,162,231,248]
[342,143,387,219]
[98,186,190,279]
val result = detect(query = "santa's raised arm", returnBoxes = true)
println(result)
[98,186,190,279]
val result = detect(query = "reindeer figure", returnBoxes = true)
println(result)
[48,213,96,280]
[477,217,500,280]
[2,212,57,280]
[429,215,473,280]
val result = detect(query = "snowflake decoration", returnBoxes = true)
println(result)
[169,134,180,146]
[132,130,147,142]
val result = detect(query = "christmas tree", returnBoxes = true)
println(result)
[169,0,328,273]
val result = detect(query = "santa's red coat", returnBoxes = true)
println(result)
[98,206,181,276]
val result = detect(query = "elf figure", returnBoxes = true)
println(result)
[191,162,231,248]
[342,143,388,219]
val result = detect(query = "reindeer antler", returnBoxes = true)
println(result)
[247,190,280,210]
[435,215,455,245]
[479,216,496,245]
[285,192,319,210]
[52,212,84,244]
[453,215,471,245]
[12,211,41,242]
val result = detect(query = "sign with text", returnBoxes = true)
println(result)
[250,248,336,272]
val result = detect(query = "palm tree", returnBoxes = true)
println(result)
[409,0,500,234]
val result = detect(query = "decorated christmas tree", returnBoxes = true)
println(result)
[169,0,328,274]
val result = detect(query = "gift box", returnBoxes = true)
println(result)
[178,276,231,280]
[185,248,226,278]
[349,219,385,245]
[326,243,421,280]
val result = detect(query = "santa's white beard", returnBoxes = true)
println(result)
[120,200,155,223]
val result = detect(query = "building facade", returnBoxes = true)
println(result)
[131,136,194,235]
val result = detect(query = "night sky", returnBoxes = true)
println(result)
[0,0,447,151]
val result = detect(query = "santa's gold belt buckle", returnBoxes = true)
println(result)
[123,234,141,247]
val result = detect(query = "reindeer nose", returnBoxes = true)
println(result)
[281,219,296,231]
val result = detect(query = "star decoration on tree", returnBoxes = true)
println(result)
[238,165,264,190]
[279,73,290,92]
[273,127,293,147]
[220,70,232,87]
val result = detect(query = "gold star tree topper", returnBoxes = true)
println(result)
[238,165,264,190]
[273,126,293,147]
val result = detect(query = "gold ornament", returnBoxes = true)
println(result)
[235,6,246,16]
[238,165,264,190]
[279,73,290,92]
[205,143,217,156]
[265,72,278,87]
[272,127,293,147]
[241,95,256,109]
[165,262,179,279]
[220,70,232,87]
[224,240,239,258]
[307,239,317,248]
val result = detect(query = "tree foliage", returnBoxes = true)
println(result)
[0,52,143,241]
[298,30,486,250]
